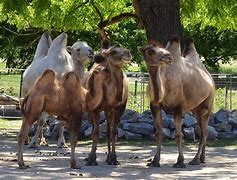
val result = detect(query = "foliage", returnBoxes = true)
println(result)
[183,24,237,71]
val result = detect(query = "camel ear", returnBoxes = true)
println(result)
[138,46,145,54]
[66,46,73,53]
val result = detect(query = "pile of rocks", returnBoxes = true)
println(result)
[29,108,237,141]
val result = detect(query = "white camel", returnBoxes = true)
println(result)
[22,32,94,148]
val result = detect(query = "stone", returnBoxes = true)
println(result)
[213,122,232,132]
[183,127,195,141]
[99,111,106,124]
[169,118,175,130]
[162,110,170,128]
[124,130,142,140]
[208,113,216,126]
[122,122,154,135]
[228,110,237,127]
[137,114,153,124]
[217,132,237,139]
[183,114,197,128]
[121,109,140,123]
[232,127,237,135]
[195,125,218,140]
[118,128,125,138]
[214,108,229,124]
[99,123,107,133]
[84,127,92,137]
[162,128,175,139]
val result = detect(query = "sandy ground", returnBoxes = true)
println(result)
[0,129,237,180]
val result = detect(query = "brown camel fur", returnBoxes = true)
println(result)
[139,37,215,168]
[84,44,132,166]
[18,68,107,169]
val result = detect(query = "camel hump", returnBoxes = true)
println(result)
[63,72,80,87]
[168,35,180,44]
[183,37,195,57]
[34,32,52,59]
[35,69,56,88]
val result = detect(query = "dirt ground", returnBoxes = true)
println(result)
[0,129,237,180]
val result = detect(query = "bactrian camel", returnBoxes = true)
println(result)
[18,66,108,169]
[139,37,215,168]
[23,32,94,148]
[84,44,132,166]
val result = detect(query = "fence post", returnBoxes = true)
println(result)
[229,74,232,110]
[19,70,24,98]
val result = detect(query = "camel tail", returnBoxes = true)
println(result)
[20,94,29,116]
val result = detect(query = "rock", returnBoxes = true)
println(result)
[99,132,106,139]
[183,114,197,128]
[228,110,237,127]
[214,108,229,124]
[29,123,38,136]
[121,109,140,123]
[118,128,125,138]
[122,122,154,135]
[81,120,91,131]
[169,118,175,130]
[99,111,106,124]
[195,125,218,140]
[232,127,237,135]
[217,132,237,139]
[213,122,232,132]
[183,127,195,141]
[162,128,175,139]
[208,113,215,126]
[137,114,153,124]
[84,127,92,137]
[124,130,142,140]
[99,123,107,133]
[162,110,170,128]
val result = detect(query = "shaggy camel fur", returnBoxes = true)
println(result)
[139,37,215,168]
[24,33,94,148]
[84,44,132,166]
[18,68,107,169]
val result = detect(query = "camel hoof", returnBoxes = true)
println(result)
[39,140,49,146]
[19,164,30,169]
[107,159,120,165]
[71,164,81,169]
[173,162,186,168]
[57,143,68,148]
[85,160,98,166]
[84,157,89,161]
[188,159,200,165]
[147,161,160,167]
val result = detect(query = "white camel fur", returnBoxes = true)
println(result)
[22,32,94,148]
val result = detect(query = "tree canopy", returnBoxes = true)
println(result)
[0,0,236,70]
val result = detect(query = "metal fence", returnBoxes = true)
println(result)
[0,69,237,113]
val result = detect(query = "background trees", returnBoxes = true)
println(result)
[0,0,236,71]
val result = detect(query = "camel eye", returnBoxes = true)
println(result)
[110,50,117,55]
[77,48,81,52]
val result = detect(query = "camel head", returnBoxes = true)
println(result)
[139,45,173,67]
[100,44,132,68]
[66,41,94,64]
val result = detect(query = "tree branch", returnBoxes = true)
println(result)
[98,12,138,28]
[3,26,41,36]
[72,0,90,11]
[91,0,103,21]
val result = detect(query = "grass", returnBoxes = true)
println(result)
[218,62,237,74]
[0,118,22,129]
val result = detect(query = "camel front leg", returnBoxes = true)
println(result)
[69,116,81,169]
[173,109,186,168]
[85,111,100,166]
[147,104,163,167]
[105,111,112,163]
[18,117,34,169]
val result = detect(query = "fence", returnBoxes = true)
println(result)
[0,69,237,113]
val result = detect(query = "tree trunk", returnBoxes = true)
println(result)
[134,0,182,46]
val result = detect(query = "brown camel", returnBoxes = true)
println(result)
[84,44,132,166]
[139,37,215,168]
[18,68,107,169]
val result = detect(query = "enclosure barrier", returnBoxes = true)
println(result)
[0,68,237,113]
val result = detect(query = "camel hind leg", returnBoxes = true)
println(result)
[18,116,37,169]
[189,99,213,165]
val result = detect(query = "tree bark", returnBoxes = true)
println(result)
[134,0,182,46]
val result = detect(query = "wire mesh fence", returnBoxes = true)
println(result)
[0,69,237,113]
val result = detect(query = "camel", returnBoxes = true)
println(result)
[139,37,215,168]
[18,67,108,169]
[22,32,94,148]
[84,44,132,166]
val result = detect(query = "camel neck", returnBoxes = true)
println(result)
[148,66,164,104]
[72,57,85,80]
[110,67,124,103]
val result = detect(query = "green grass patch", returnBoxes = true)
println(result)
[0,118,22,129]
[0,74,21,97]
